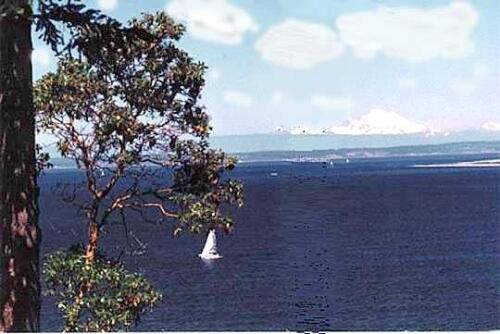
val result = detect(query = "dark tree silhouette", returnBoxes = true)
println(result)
[0,1,41,331]
[2,1,243,330]
[36,11,243,331]
[0,0,175,330]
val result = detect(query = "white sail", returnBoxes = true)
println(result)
[199,229,222,259]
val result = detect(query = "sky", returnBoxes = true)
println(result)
[32,0,500,138]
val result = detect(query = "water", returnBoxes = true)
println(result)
[39,155,500,331]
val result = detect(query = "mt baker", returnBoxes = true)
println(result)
[211,110,500,153]
[276,109,442,136]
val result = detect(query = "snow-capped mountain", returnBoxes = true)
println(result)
[289,127,324,135]
[324,109,430,135]
[273,109,442,136]
[273,126,323,135]
[211,109,500,153]
[481,121,500,132]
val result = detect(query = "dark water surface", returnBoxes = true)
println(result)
[39,155,500,331]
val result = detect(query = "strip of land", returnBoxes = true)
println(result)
[413,159,500,168]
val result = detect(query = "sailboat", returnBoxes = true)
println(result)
[198,229,222,260]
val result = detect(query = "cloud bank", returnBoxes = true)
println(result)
[256,2,478,68]
[336,1,478,62]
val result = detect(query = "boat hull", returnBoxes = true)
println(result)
[198,253,223,260]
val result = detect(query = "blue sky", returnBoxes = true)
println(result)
[32,0,500,137]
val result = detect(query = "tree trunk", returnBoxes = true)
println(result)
[65,217,99,331]
[0,2,41,331]
[85,221,99,263]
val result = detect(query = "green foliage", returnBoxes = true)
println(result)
[171,142,244,235]
[34,4,243,332]
[0,0,243,332]
[43,246,161,332]
[35,143,53,176]
[34,10,243,236]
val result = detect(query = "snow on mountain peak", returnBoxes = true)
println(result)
[289,126,324,135]
[325,109,429,135]
[271,109,446,136]
[273,125,324,135]
[481,121,500,132]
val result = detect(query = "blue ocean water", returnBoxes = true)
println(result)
[39,155,500,331]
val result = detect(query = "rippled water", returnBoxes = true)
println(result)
[39,155,500,331]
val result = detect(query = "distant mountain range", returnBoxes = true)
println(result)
[41,108,500,167]
[209,109,500,153]
[233,140,500,163]
[273,110,437,136]
[209,130,500,154]
[48,139,500,168]
[41,109,500,160]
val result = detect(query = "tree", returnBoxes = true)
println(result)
[0,1,131,329]
[35,11,242,331]
[0,2,41,331]
[0,0,205,330]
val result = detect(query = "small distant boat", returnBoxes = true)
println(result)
[345,158,350,164]
[199,229,222,260]
[270,172,278,177]
[329,160,334,167]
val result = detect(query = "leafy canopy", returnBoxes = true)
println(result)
[35,11,243,235]
[44,246,161,332]
[35,5,243,332]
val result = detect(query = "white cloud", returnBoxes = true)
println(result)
[255,19,344,69]
[270,90,285,106]
[166,0,258,45]
[32,48,51,67]
[325,109,429,135]
[223,90,253,108]
[451,80,476,96]
[310,95,353,111]
[336,2,478,62]
[398,78,416,89]
[97,0,118,11]
[481,121,500,132]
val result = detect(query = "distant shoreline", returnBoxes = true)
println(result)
[234,140,500,163]
[45,139,500,168]
[414,159,500,168]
